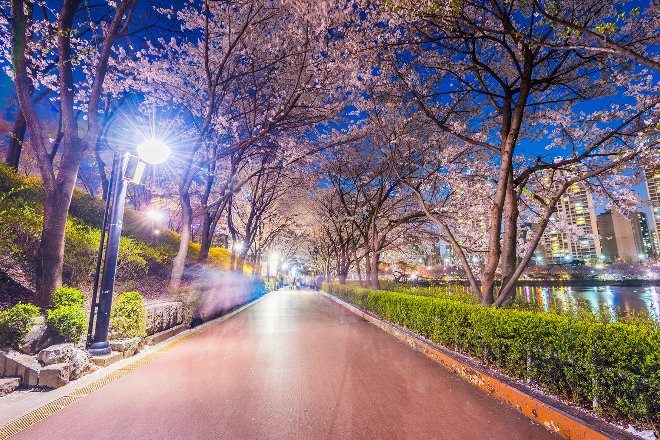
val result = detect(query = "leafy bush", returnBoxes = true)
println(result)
[46,305,86,343]
[110,291,146,338]
[0,303,41,348]
[207,247,231,270]
[0,163,43,203]
[0,164,183,293]
[116,237,149,282]
[63,221,100,285]
[324,282,660,431]
[0,196,42,267]
[69,189,105,229]
[64,220,150,285]
[46,287,87,343]
[52,286,86,308]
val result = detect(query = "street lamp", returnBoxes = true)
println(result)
[87,140,170,356]
[147,208,165,236]
[267,253,279,282]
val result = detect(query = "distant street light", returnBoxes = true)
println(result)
[87,140,171,356]
[268,253,279,282]
[147,208,165,236]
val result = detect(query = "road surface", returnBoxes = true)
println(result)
[9,289,560,439]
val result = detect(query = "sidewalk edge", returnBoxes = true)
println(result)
[0,293,268,440]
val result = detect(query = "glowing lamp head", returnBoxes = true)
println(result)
[147,209,164,222]
[137,139,171,165]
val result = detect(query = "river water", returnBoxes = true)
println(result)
[518,284,660,320]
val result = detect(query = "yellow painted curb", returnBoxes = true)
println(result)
[0,295,267,440]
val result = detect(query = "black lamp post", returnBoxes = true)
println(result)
[87,141,170,356]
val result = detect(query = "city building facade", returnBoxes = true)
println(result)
[634,211,655,259]
[644,168,660,257]
[537,184,602,264]
[597,210,642,262]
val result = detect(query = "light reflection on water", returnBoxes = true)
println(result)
[518,284,660,321]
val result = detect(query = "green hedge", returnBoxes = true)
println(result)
[324,282,660,431]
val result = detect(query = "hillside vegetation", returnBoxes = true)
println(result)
[0,163,231,309]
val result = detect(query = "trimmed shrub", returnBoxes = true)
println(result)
[46,305,86,343]
[324,282,660,431]
[47,287,87,343]
[110,291,146,339]
[207,247,231,270]
[0,303,41,348]
[52,286,86,308]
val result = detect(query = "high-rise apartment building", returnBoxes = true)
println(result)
[635,211,655,258]
[597,210,641,262]
[537,183,602,264]
[644,168,660,256]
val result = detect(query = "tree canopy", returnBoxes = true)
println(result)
[1,0,658,306]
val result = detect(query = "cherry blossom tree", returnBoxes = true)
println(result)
[225,151,311,272]
[5,0,146,307]
[315,125,426,289]
[307,186,361,283]
[529,0,660,72]
[357,0,660,305]
[124,0,349,290]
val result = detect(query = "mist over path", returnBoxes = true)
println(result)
[11,289,559,439]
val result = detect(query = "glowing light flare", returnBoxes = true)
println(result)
[137,139,171,165]
[147,209,165,222]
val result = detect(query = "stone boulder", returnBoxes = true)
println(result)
[1,350,40,387]
[109,338,143,358]
[20,318,65,355]
[146,302,183,335]
[38,363,71,389]
[37,343,75,366]
[0,377,20,396]
[70,349,96,380]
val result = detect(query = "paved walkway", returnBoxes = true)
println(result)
[4,289,560,439]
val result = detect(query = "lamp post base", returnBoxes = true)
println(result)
[89,341,112,356]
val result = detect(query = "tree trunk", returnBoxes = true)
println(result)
[199,211,213,263]
[235,253,246,272]
[170,191,192,291]
[355,251,364,287]
[5,110,25,170]
[229,248,236,271]
[35,187,70,307]
[369,251,380,290]
[497,178,519,307]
